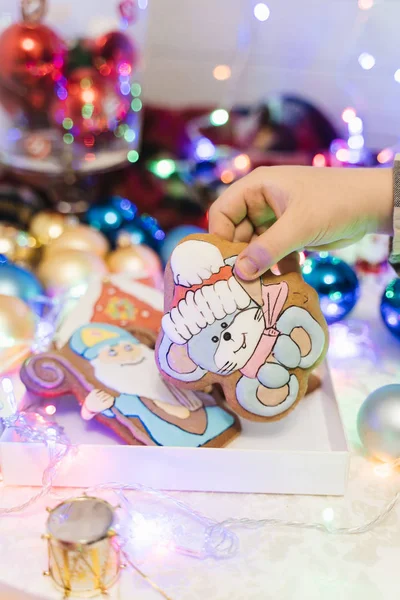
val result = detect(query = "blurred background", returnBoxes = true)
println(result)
[0,0,397,347]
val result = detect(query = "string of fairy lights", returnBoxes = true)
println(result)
[208,0,397,170]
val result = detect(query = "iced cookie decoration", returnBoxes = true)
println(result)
[20,322,239,447]
[56,275,164,348]
[156,234,328,421]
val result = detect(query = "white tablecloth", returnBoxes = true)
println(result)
[1,273,400,600]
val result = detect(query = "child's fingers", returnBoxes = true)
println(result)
[234,210,302,280]
[209,170,278,240]
[232,218,254,243]
[208,198,238,241]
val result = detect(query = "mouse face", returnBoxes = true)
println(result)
[187,303,265,375]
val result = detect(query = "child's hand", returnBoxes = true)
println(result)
[209,166,393,280]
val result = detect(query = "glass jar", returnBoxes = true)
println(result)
[0,0,147,209]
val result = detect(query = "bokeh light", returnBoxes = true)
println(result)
[358,0,373,9]
[127,150,139,163]
[358,52,375,70]
[150,158,176,178]
[348,117,363,134]
[233,153,251,171]
[195,138,216,160]
[124,129,136,143]
[63,133,74,144]
[62,118,73,130]
[377,148,394,164]
[341,108,356,123]
[254,3,270,21]
[336,148,349,162]
[312,153,326,167]
[131,82,142,96]
[348,135,364,150]
[131,98,143,112]
[213,65,231,81]
[210,109,229,126]
[221,169,235,184]
[120,81,131,95]
[21,37,35,51]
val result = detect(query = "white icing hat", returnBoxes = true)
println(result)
[162,240,250,345]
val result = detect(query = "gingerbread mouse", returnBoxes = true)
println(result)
[156,234,328,421]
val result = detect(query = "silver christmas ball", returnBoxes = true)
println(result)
[357,384,400,462]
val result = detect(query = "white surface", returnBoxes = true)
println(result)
[1,276,400,600]
[0,362,348,495]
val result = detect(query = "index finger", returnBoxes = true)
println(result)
[208,178,248,241]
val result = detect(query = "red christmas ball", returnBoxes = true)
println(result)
[51,68,130,141]
[94,31,137,79]
[0,22,66,111]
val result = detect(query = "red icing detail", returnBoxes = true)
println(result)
[92,281,162,334]
[171,265,233,307]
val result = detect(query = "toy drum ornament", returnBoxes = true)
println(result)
[44,496,121,598]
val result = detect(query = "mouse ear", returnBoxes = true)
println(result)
[157,333,207,383]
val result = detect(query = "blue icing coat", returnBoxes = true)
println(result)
[102,394,234,447]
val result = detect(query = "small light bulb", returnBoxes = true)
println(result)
[254,3,270,21]
[394,69,400,83]
[21,38,35,51]
[358,52,375,70]
[358,0,373,9]
[377,148,394,164]
[233,153,251,171]
[348,135,364,150]
[312,153,326,167]
[195,138,216,160]
[336,148,349,162]
[341,108,357,123]
[213,65,231,81]
[348,117,363,135]
[210,109,229,126]
[220,170,235,184]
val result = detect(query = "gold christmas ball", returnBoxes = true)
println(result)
[38,249,108,297]
[29,211,71,246]
[0,294,36,372]
[106,245,162,280]
[0,223,40,266]
[45,224,109,258]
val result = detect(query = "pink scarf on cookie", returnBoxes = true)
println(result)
[240,281,289,379]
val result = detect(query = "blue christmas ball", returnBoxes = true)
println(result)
[0,262,44,304]
[87,197,138,237]
[380,278,400,339]
[111,196,137,222]
[86,204,123,234]
[302,253,360,324]
[115,215,165,252]
[160,225,206,264]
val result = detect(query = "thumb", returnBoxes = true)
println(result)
[235,212,301,280]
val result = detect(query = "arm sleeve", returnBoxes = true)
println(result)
[389,157,400,274]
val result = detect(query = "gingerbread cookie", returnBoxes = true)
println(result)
[56,274,164,348]
[21,321,239,447]
[156,234,328,422]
